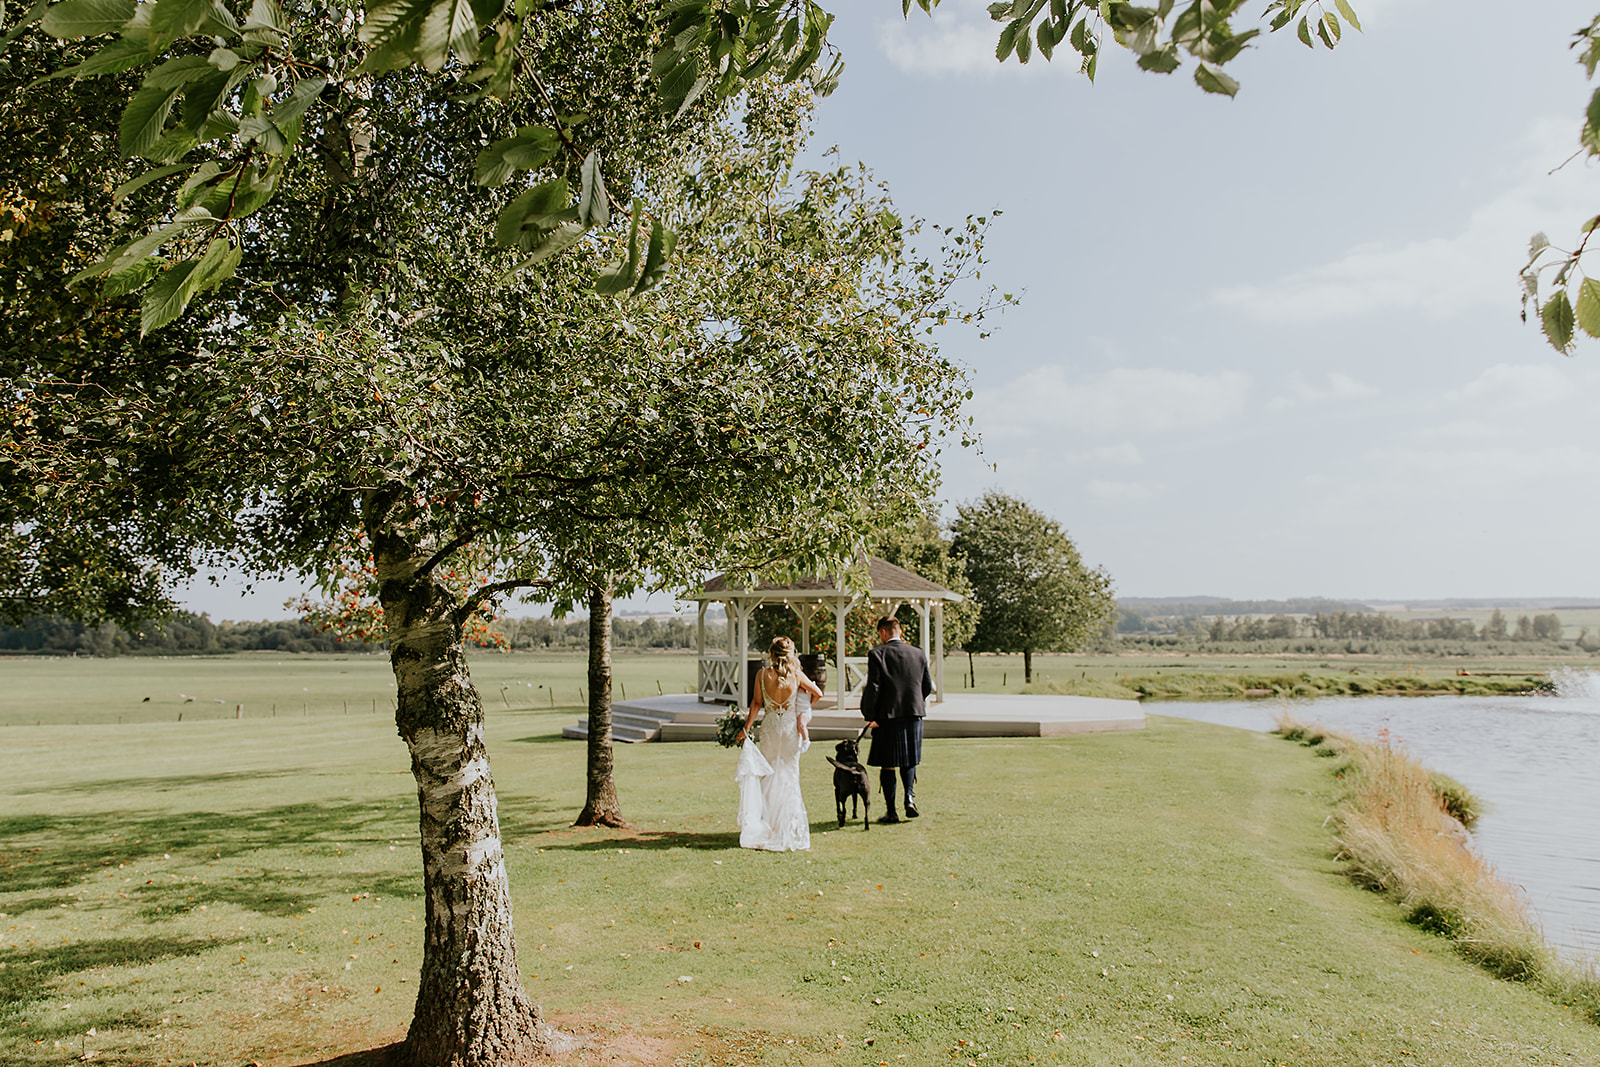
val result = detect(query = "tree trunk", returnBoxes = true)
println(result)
[1023,647,1033,685]
[371,519,550,1067]
[576,583,628,828]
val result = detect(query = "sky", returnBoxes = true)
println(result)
[178,0,1600,619]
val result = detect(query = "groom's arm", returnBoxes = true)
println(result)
[919,651,933,700]
[860,647,881,724]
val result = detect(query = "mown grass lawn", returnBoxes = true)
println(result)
[2,689,1598,1065]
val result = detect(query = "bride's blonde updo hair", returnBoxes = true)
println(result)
[768,636,800,683]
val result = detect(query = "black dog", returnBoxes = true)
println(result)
[825,738,872,830]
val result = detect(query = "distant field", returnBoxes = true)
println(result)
[2,647,1593,728]
[0,653,698,728]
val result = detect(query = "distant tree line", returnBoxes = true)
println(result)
[490,615,707,651]
[0,612,711,657]
[0,613,372,655]
[1107,608,1600,655]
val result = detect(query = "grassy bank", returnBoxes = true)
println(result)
[1025,669,1554,702]
[5,710,1600,1065]
[1274,716,1600,1026]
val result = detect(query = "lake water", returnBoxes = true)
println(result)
[1149,669,1600,960]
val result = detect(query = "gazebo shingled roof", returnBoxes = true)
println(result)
[692,556,958,710]
[701,557,960,598]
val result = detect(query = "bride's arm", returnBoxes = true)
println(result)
[739,668,764,741]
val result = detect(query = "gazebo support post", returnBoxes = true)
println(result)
[734,599,752,712]
[833,599,848,711]
[933,602,945,704]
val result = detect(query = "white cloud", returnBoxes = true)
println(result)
[1267,371,1380,410]
[1211,119,1595,324]
[1087,479,1163,503]
[876,0,1063,77]
[1442,361,1583,409]
[970,365,1252,435]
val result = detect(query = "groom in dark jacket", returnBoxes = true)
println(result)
[860,615,933,823]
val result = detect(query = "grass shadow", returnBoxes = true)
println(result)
[542,830,744,852]
[0,802,417,900]
[507,734,572,745]
[0,934,231,1019]
[24,769,307,797]
[290,1044,402,1067]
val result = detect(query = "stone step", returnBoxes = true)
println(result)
[563,717,658,743]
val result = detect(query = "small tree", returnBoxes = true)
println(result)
[950,492,1114,684]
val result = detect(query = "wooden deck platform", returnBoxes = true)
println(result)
[560,692,1144,743]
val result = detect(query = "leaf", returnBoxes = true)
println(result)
[493,178,569,249]
[595,206,642,296]
[189,235,242,294]
[149,0,217,44]
[632,219,676,295]
[39,0,133,37]
[269,76,326,128]
[996,16,1022,60]
[1193,63,1238,97]
[243,0,281,32]
[418,0,479,69]
[120,84,184,159]
[358,0,432,54]
[1297,14,1312,47]
[142,55,216,89]
[112,161,192,206]
[43,35,146,79]
[1541,291,1575,352]
[1322,11,1340,43]
[72,221,187,284]
[497,221,587,283]
[182,65,244,135]
[140,258,203,335]
[100,257,161,299]
[578,149,609,228]
[1333,0,1360,32]
[1135,44,1179,73]
[1528,231,1549,258]
[1576,278,1600,339]
[474,127,559,187]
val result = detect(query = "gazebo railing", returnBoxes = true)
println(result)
[698,655,741,704]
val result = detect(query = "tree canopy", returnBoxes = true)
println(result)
[950,491,1114,683]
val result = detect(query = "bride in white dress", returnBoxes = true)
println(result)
[735,637,823,851]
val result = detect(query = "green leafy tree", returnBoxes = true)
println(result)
[9,54,986,1060]
[949,491,1114,684]
[874,503,979,651]
[4,0,1358,328]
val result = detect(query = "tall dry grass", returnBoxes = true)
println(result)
[1277,713,1600,1022]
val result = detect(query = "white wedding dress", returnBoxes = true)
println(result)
[736,676,812,851]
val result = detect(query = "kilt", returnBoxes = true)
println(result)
[866,717,923,768]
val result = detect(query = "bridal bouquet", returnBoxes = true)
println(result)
[714,708,757,747]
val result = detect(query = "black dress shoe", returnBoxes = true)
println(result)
[904,797,920,818]
[877,812,901,824]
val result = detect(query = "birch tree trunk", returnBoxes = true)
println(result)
[371,517,548,1066]
[575,583,628,827]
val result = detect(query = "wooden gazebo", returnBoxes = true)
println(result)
[693,557,963,711]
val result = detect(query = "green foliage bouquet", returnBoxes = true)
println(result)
[715,707,755,748]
